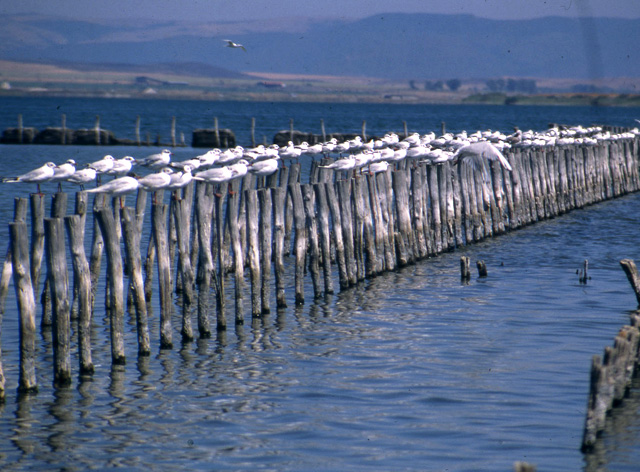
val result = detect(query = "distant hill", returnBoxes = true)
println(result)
[1,13,639,81]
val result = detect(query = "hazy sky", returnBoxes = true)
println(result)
[3,0,640,21]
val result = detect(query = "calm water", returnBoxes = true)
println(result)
[0,98,639,471]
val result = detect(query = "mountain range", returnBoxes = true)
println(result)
[1,13,639,82]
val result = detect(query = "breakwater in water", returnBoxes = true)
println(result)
[1,134,640,403]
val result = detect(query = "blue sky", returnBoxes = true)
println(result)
[3,0,640,21]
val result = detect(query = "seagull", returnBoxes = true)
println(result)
[66,168,97,190]
[50,159,77,191]
[193,165,236,196]
[318,157,356,172]
[2,161,56,194]
[223,39,246,52]
[85,176,140,197]
[87,155,115,174]
[170,156,202,171]
[453,142,512,172]
[106,156,136,178]
[367,161,390,174]
[166,165,193,190]
[248,158,279,177]
[137,149,171,170]
[137,167,173,192]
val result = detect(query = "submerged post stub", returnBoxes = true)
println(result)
[476,260,488,277]
[460,256,471,281]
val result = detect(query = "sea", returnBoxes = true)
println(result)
[0,96,639,471]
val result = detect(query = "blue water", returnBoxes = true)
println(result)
[0,98,639,471]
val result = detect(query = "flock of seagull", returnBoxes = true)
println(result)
[2,124,638,199]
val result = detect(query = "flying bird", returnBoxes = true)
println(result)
[223,39,246,52]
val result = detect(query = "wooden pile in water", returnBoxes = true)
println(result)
[0,137,639,400]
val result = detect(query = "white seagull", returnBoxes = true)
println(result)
[107,156,136,177]
[193,165,237,196]
[2,161,56,194]
[223,39,246,52]
[50,159,77,191]
[137,149,172,169]
[85,176,140,197]
[137,167,173,192]
[88,155,115,174]
[66,168,97,190]
[166,165,193,190]
[248,158,279,177]
[453,142,512,172]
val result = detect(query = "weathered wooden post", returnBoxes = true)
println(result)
[152,202,173,348]
[95,207,126,364]
[620,259,640,306]
[10,221,38,393]
[251,117,256,147]
[227,181,245,324]
[65,214,94,374]
[215,192,227,329]
[170,116,176,147]
[195,183,214,337]
[272,187,287,307]
[135,115,141,146]
[460,256,471,281]
[302,184,322,297]
[477,260,488,277]
[95,115,101,145]
[245,190,262,316]
[258,188,273,313]
[314,183,334,294]
[290,183,307,305]
[121,208,151,356]
[61,114,67,145]
[325,182,348,289]
[0,198,28,314]
[42,192,68,327]
[89,194,106,311]
[173,198,195,341]
[44,217,72,385]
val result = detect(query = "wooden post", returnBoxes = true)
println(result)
[337,179,357,286]
[69,192,88,320]
[0,198,28,314]
[314,183,334,294]
[173,198,195,342]
[61,114,67,145]
[89,194,106,311]
[245,190,262,316]
[95,115,101,145]
[258,188,273,313]
[403,121,408,139]
[272,187,287,307]
[135,115,141,146]
[10,222,38,393]
[477,260,488,277]
[120,208,151,356]
[152,203,173,349]
[302,184,322,297]
[251,117,256,147]
[362,120,367,142]
[289,118,294,142]
[96,208,126,364]
[215,192,227,329]
[194,183,214,338]
[290,183,307,305]
[17,113,23,144]
[65,214,94,373]
[44,217,72,385]
[29,194,45,309]
[460,256,471,281]
[42,192,68,327]
[320,119,326,143]
[227,184,245,324]
[620,259,640,306]
[171,116,176,147]
[325,182,348,289]
[214,117,220,148]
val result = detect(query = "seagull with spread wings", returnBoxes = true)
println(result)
[223,39,246,52]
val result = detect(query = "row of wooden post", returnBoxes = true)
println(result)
[0,137,638,400]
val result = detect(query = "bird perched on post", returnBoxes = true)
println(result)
[50,159,77,191]
[2,161,56,194]
[223,39,246,51]
[136,149,172,170]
